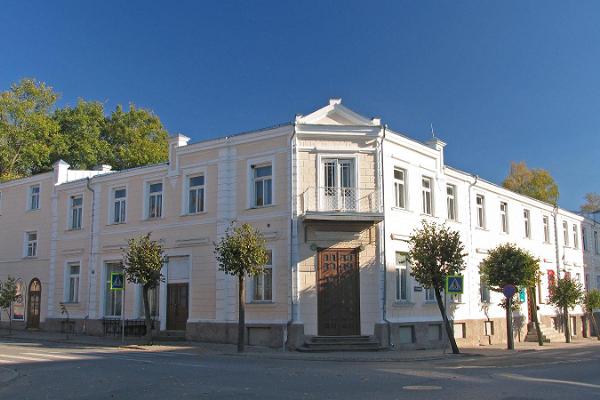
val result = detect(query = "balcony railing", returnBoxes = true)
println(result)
[300,186,382,216]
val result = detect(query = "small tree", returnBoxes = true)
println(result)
[408,221,467,354]
[0,277,18,334]
[583,289,600,340]
[480,244,540,350]
[214,223,269,352]
[122,233,166,343]
[548,276,583,343]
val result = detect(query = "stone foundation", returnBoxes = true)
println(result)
[186,321,296,348]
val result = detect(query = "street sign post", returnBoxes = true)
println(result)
[445,275,464,295]
[502,284,516,350]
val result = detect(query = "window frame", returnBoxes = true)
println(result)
[69,194,84,230]
[475,194,485,229]
[543,215,550,243]
[393,167,407,210]
[146,180,164,219]
[103,261,124,318]
[500,201,509,234]
[395,252,410,302]
[186,174,206,215]
[110,186,127,224]
[65,262,81,303]
[252,249,273,302]
[252,163,273,208]
[572,224,579,249]
[25,231,38,257]
[28,184,41,211]
[582,226,588,252]
[523,209,531,239]
[446,184,457,221]
[563,221,569,247]
[421,176,433,216]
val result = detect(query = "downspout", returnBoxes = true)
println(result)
[379,124,393,348]
[84,177,96,335]
[552,206,561,278]
[285,123,297,350]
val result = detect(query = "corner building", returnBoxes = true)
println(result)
[0,99,594,348]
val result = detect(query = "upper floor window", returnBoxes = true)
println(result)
[543,216,550,243]
[188,175,205,214]
[572,225,579,249]
[112,188,127,224]
[395,252,410,301]
[252,164,272,207]
[563,221,569,247]
[523,209,531,238]
[253,250,273,301]
[25,231,37,257]
[500,202,508,233]
[446,184,456,221]
[29,185,40,210]
[421,177,433,215]
[583,227,588,251]
[476,195,485,229]
[70,195,83,230]
[322,158,355,211]
[393,168,406,209]
[147,182,163,219]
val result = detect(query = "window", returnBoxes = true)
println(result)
[595,231,599,255]
[147,182,163,219]
[12,279,24,320]
[543,216,550,243]
[188,175,205,214]
[29,185,40,210]
[253,250,273,301]
[583,227,588,251]
[105,262,123,317]
[322,158,355,211]
[70,195,83,230]
[395,253,409,301]
[446,184,456,221]
[596,275,600,290]
[480,276,491,303]
[573,225,579,249]
[252,164,272,207]
[421,177,433,215]
[484,321,494,336]
[425,287,435,302]
[393,168,406,209]
[112,188,126,224]
[523,209,531,238]
[500,202,508,233]
[25,231,37,257]
[563,221,569,247]
[66,263,80,303]
[476,195,485,228]
[139,286,159,317]
[547,269,556,297]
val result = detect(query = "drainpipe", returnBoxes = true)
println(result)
[552,206,562,278]
[84,177,96,335]
[379,124,393,348]
[285,123,297,350]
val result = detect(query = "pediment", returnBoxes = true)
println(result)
[296,99,378,126]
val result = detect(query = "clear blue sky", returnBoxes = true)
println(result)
[2,1,598,210]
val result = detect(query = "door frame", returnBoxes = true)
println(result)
[316,247,361,336]
[166,282,189,331]
[26,278,42,329]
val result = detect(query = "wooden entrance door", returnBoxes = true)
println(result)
[26,278,42,329]
[317,249,360,336]
[167,283,188,331]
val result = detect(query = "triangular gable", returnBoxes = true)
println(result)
[296,99,378,126]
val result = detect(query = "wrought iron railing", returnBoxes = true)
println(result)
[102,318,157,337]
[300,186,381,214]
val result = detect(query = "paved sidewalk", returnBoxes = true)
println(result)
[1,328,598,363]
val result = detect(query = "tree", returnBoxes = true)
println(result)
[548,276,583,343]
[581,193,600,215]
[408,221,467,354]
[214,223,269,352]
[0,276,19,334]
[502,161,559,205]
[0,78,60,181]
[122,233,166,343]
[480,244,540,350]
[583,289,600,340]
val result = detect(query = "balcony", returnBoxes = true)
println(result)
[299,186,383,222]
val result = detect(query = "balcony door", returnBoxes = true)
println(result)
[322,158,355,211]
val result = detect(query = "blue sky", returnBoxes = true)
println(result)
[1,1,598,210]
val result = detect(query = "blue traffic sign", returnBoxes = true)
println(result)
[445,275,464,294]
[502,284,516,298]
[519,288,526,302]
[110,272,125,290]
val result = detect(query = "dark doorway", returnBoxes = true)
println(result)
[317,248,360,336]
[167,283,189,331]
[26,278,42,329]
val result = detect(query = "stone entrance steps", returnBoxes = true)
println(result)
[524,323,565,343]
[297,335,384,352]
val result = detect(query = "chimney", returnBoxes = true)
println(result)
[53,160,70,185]
[168,134,190,173]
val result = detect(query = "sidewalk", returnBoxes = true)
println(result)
[1,328,598,363]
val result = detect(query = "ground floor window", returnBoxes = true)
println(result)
[12,279,25,320]
[425,287,435,302]
[139,286,159,317]
[104,262,123,317]
[253,250,273,301]
[395,253,409,301]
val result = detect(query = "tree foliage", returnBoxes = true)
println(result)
[214,222,269,352]
[0,276,19,334]
[408,221,467,354]
[480,243,540,291]
[548,276,583,310]
[583,289,600,313]
[581,193,600,214]
[502,161,559,205]
[122,233,166,342]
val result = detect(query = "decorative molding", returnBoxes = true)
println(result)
[175,237,210,247]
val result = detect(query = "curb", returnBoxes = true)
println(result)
[0,367,18,384]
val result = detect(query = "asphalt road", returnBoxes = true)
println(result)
[0,339,599,399]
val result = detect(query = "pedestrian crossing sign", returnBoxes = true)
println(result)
[445,275,464,294]
[110,272,125,290]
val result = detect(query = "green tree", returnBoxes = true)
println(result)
[122,233,166,343]
[583,289,600,340]
[480,244,540,350]
[102,104,169,170]
[408,221,467,354]
[581,193,600,214]
[52,99,110,170]
[214,223,269,352]
[548,276,583,343]
[502,161,559,205]
[0,276,19,334]
[0,78,60,181]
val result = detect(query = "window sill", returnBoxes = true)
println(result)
[107,222,127,226]
[391,206,410,213]
[393,300,415,307]
[27,208,40,213]
[420,213,434,218]
[475,227,488,231]
[23,256,38,259]
[247,204,276,211]
[66,228,83,233]
[423,300,437,305]
[247,300,275,305]
[62,302,80,305]
[181,211,207,217]
[142,217,164,222]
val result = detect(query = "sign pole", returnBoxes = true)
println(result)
[121,286,125,344]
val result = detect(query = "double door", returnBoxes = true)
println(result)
[167,283,188,331]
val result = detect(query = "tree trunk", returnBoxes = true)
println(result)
[8,303,12,335]
[142,286,153,345]
[506,296,514,350]
[238,276,245,353]
[434,287,459,354]
[564,306,571,343]
[589,311,600,341]
[527,287,543,346]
